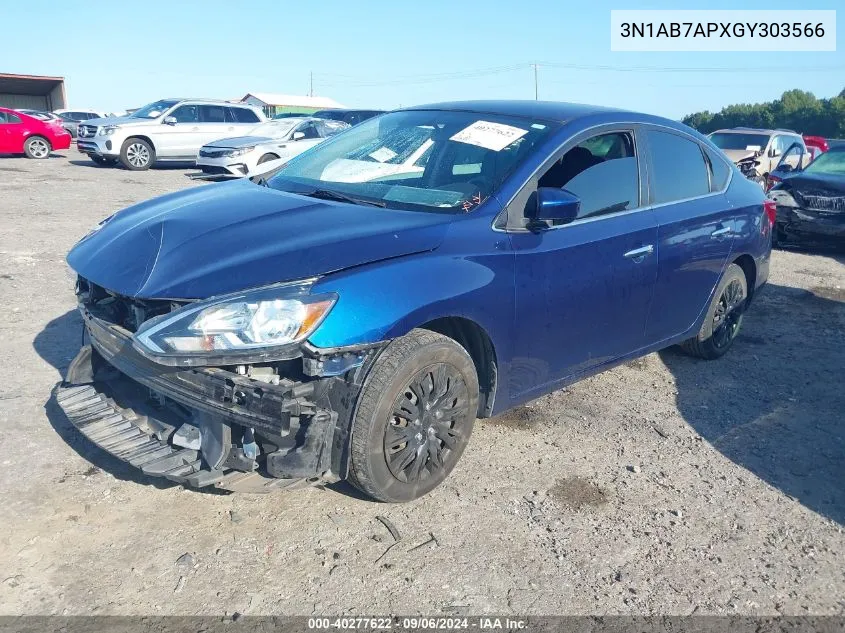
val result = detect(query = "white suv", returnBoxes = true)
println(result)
[76,98,266,170]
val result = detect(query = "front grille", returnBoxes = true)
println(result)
[78,125,97,138]
[201,165,232,175]
[199,148,229,159]
[76,277,187,333]
[795,190,845,212]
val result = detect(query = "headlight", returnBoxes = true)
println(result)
[99,126,118,136]
[223,146,256,158]
[133,280,336,365]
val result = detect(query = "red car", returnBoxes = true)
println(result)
[0,106,72,159]
[802,135,829,161]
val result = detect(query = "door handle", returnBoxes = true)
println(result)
[711,226,732,238]
[623,245,654,261]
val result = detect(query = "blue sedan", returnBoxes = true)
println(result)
[61,101,772,502]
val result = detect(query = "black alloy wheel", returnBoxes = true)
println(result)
[384,363,470,484]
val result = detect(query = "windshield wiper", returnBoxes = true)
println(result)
[302,188,386,208]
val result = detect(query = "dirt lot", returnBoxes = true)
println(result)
[0,153,843,617]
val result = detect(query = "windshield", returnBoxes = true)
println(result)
[248,119,301,138]
[130,100,179,119]
[804,149,845,176]
[267,110,557,212]
[709,132,770,152]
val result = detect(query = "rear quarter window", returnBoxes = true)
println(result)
[229,107,260,123]
[703,145,731,191]
[646,130,710,204]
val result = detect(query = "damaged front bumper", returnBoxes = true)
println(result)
[775,204,845,243]
[56,308,382,492]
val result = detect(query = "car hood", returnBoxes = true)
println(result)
[722,149,760,163]
[67,179,453,299]
[203,135,276,149]
[778,172,845,212]
[782,172,845,194]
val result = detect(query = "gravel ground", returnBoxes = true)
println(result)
[0,153,843,617]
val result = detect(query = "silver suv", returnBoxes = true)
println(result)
[708,128,810,183]
[77,99,265,170]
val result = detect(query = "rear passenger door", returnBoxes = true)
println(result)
[642,127,736,344]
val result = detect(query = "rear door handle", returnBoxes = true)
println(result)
[624,245,654,261]
[711,226,732,238]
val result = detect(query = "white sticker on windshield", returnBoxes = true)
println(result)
[450,120,528,152]
[745,145,762,151]
[368,146,398,163]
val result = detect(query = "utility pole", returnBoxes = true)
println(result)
[532,63,539,101]
[309,72,313,97]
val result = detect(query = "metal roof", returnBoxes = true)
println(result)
[0,73,64,95]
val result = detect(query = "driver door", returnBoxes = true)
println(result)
[506,127,658,400]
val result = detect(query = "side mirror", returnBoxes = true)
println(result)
[163,116,177,125]
[769,147,781,157]
[292,131,305,140]
[528,187,580,228]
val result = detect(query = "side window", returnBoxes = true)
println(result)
[0,112,7,123]
[295,121,321,139]
[317,120,347,137]
[537,131,639,219]
[645,130,710,204]
[199,105,226,123]
[703,145,731,191]
[229,107,260,124]
[4,113,21,124]
[170,105,199,123]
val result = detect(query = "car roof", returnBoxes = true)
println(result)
[402,100,630,123]
[162,98,256,106]
[713,128,800,136]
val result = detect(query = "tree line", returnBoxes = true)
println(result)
[682,88,845,139]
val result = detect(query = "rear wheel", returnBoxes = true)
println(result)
[348,329,478,502]
[681,264,747,360]
[120,138,154,170]
[24,136,51,159]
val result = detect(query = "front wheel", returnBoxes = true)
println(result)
[24,136,51,159]
[120,138,154,170]
[680,263,747,360]
[348,329,478,502]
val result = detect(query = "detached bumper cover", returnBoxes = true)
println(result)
[55,308,369,491]
[55,382,308,492]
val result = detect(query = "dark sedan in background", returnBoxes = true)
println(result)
[769,146,845,246]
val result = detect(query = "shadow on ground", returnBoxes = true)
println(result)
[661,281,845,525]
[67,159,195,170]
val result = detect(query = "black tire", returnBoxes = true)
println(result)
[90,156,117,167]
[680,263,748,360]
[257,153,279,165]
[24,136,51,159]
[120,138,154,170]
[348,329,479,502]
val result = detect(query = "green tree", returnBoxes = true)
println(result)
[683,90,842,137]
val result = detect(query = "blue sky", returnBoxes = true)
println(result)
[2,0,842,118]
